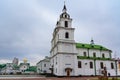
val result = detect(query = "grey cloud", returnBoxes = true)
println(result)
[0,0,120,65]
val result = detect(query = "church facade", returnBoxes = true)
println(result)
[49,4,118,76]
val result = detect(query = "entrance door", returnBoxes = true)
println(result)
[65,68,72,77]
[67,70,70,76]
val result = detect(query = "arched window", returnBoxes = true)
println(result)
[93,53,96,57]
[78,61,82,68]
[100,62,103,69]
[90,62,93,68]
[65,21,68,27]
[65,15,67,18]
[111,63,114,69]
[83,52,87,57]
[102,54,105,58]
[65,32,69,38]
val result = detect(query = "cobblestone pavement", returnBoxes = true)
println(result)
[0,77,96,80]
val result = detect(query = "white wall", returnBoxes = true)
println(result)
[58,43,76,53]
[53,53,77,76]
[19,65,29,72]
[76,59,117,76]
[59,18,72,28]
[96,60,116,76]
[37,61,51,74]
[77,48,111,58]
[76,59,95,76]
[58,28,75,41]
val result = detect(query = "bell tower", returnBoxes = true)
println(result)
[50,3,77,76]
[51,4,75,49]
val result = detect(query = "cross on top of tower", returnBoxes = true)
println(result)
[62,1,67,12]
[60,1,70,19]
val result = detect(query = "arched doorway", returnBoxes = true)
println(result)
[65,68,72,77]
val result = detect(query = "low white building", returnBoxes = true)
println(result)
[19,58,30,73]
[1,63,13,74]
[0,63,18,74]
[0,58,36,75]
[19,63,30,73]
[37,56,51,74]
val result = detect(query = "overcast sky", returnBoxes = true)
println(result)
[0,0,120,65]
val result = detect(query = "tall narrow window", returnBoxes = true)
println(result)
[93,53,96,57]
[78,61,82,68]
[58,34,59,39]
[56,68,57,73]
[90,62,93,68]
[102,54,105,58]
[44,64,46,67]
[111,63,114,69]
[65,32,69,38]
[65,21,68,27]
[56,57,57,64]
[83,52,87,57]
[100,62,103,69]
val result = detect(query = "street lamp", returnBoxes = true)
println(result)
[115,59,118,77]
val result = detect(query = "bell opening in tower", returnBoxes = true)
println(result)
[65,21,68,27]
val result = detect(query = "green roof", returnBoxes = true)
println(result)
[76,43,111,51]
[19,63,30,67]
[13,64,19,69]
[25,66,37,72]
[0,64,6,68]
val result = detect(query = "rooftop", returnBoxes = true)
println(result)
[76,43,111,52]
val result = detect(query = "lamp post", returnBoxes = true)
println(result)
[103,64,107,77]
[94,58,96,76]
[102,64,108,80]
[115,59,118,78]
[98,64,108,80]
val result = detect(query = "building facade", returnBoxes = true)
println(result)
[19,63,30,73]
[12,57,19,66]
[49,4,118,76]
[37,56,51,74]
[0,58,36,75]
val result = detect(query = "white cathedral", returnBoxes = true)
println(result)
[37,4,118,77]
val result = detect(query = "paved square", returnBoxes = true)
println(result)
[0,77,95,80]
